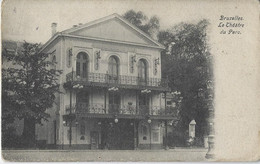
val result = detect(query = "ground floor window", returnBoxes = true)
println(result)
[152,131,159,142]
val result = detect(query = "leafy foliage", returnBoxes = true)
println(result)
[123,10,160,38]
[123,10,213,144]
[2,42,62,146]
[159,20,213,140]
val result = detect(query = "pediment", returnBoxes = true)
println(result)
[64,14,162,48]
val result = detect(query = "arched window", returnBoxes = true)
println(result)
[138,59,148,84]
[108,56,119,84]
[76,52,88,78]
[108,56,119,77]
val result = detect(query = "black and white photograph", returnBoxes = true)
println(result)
[1,0,259,162]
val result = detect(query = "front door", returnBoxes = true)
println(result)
[90,131,99,149]
[102,120,134,150]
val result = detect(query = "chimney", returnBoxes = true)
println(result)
[51,22,57,36]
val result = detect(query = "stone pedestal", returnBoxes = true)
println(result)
[205,108,214,159]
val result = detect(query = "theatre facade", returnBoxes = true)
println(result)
[37,13,176,150]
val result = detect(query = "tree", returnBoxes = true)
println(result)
[2,42,62,147]
[123,10,160,38]
[158,20,213,145]
[124,10,213,146]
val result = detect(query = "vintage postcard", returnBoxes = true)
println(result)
[1,0,259,162]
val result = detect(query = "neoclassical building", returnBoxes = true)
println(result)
[37,13,176,149]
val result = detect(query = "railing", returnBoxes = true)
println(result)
[66,71,168,88]
[65,103,106,114]
[139,105,150,115]
[108,104,137,115]
[65,102,177,116]
[150,106,176,116]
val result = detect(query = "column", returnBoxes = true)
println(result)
[104,88,107,113]
[165,120,169,150]
[164,92,167,115]
[136,90,138,114]
[134,120,137,149]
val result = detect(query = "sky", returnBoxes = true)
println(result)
[1,0,218,43]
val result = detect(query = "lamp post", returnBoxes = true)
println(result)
[205,80,214,159]
[75,120,78,145]
[114,116,118,124]
[69,68,74,148]
[147,118,152,150]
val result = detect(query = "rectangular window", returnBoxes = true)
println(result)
[152,131,159,142]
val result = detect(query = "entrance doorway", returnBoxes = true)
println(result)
[90,131,99,149]
[101,119,134,150]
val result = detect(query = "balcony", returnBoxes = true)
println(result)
[65,71,170,91]
[64,102,177,120]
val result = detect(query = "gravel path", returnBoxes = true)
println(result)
[2,149,208,162]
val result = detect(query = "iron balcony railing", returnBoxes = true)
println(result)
[65,102,176,116]
[66,71,169,88]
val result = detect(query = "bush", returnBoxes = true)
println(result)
[186,136,204,147]
[2,126,23,148]
[167,132,187,147]
[193,136,204,147]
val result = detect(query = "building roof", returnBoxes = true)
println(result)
[40,13,165,52]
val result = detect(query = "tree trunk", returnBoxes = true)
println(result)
[22,117,36,148]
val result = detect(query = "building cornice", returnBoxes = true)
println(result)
[63,34,164,50]
[40,33,164,53]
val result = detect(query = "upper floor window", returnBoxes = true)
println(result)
[76,52,88,78]
[138,59,148,84]
[108,56,119,77]
[76,91,89,111]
